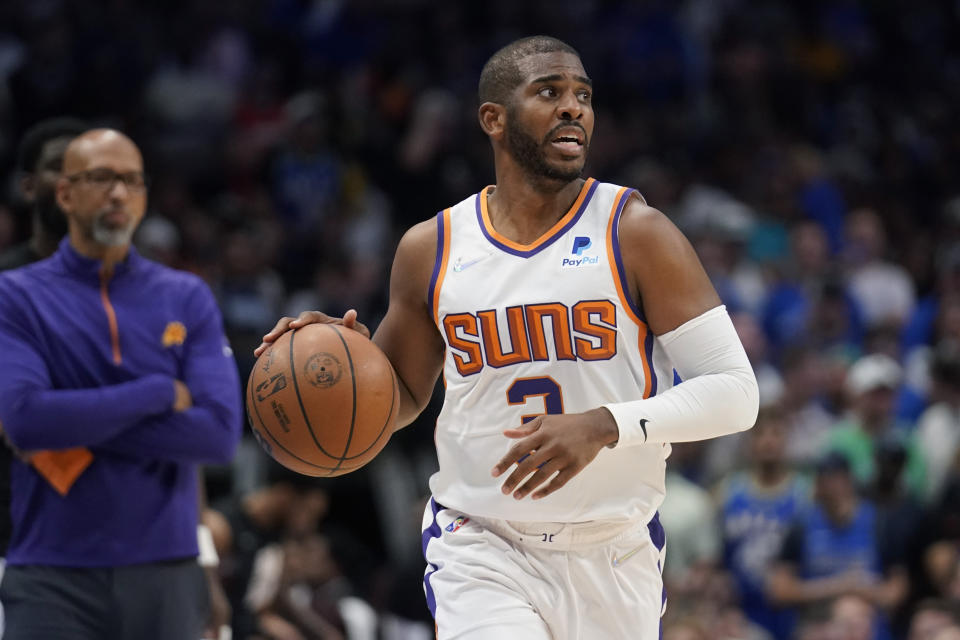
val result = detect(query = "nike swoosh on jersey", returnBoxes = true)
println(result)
[453,254,488,272]
[639,418,649,441]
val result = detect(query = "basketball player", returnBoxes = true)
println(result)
[257,36,759,639]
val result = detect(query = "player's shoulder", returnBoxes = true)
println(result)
[402,215,440,245]
[612,189,694,262]
[617,192,678,237]
[0,255,56,293]
[396,213,442,265]
[395,189,481,268]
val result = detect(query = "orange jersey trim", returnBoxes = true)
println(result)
[479,178,596,252]
[605,187,654,398]
[431,208,452,327]
[99,270,122,365]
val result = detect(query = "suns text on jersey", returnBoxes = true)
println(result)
[441,299,618,375]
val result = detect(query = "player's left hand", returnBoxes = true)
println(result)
[491,407,619,500]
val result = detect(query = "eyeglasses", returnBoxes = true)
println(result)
[65,168,150,192]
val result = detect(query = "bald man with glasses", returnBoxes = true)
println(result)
[0,129,242,639]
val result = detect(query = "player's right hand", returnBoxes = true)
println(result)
[253,309,370,357]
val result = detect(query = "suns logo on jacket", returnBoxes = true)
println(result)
[162,321,187,347]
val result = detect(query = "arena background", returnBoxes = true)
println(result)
[1,1,959,639]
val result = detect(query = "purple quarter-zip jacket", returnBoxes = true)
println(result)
[0,238,241,567]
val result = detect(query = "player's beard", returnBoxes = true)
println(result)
[34,187,69,238]
[91,208,136,247]
[505,110,586,184]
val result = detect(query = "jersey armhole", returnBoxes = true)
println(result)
[428,208,452,328]
[605,188,657,398]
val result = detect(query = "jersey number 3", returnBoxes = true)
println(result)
[507,376,565,426]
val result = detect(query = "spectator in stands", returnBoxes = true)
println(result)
[916,343,960,503]
[718,405,810,637]
[827,353,927,497]
[768,453,908,640]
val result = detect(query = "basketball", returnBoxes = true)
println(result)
[246,323,398,477]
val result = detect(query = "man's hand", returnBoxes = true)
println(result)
[254,309,369,358]
[491,407,619,500]
[173,380,193,412]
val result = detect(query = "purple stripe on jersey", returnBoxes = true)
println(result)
[424,564,438,618]
[426,210,446,316]
[474,180,599,258]
[648,511,667,619]
[647,511,665,552]
[645,329,658,396]
[611,188,659,395]
[421,497,445,557]
[610,189,645,322]
[421,497,446,618]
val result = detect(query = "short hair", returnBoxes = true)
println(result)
[15,117,89,174]
[478,36,580,105]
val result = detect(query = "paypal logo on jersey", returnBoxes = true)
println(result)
[562,236,599,268]
[572,236,592,255]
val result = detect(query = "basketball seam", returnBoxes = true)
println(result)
[288,327,341,462]
[335,362,395,460]
[246,371,343,472]
[328,325,358,473]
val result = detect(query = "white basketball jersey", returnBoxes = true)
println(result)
[427,179,676,523]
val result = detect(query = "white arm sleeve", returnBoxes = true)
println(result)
[604,305,759,447]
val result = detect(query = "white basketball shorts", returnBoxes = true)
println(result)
[421,498,667,639]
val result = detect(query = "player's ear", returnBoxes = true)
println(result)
[55,176,73,214]
[478,102,506,138]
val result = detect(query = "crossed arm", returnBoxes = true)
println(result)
[0,284,242,464]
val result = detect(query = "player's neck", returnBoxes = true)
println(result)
[487,170,585,245]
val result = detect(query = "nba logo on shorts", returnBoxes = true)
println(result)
[445,516,469,533]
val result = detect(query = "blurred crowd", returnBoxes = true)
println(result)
[1,0,960,638]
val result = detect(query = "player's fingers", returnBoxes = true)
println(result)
[288,310,335,328]
[342,309,371,338]
[254,316,295,356]
[498,447,550,494]
[502,416,543,439]
[511,459,562,500]
[531,467,576,500]
[491,432,544,477]
[264,316,295,337]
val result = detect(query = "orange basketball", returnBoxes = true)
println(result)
[246,323,398,477]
